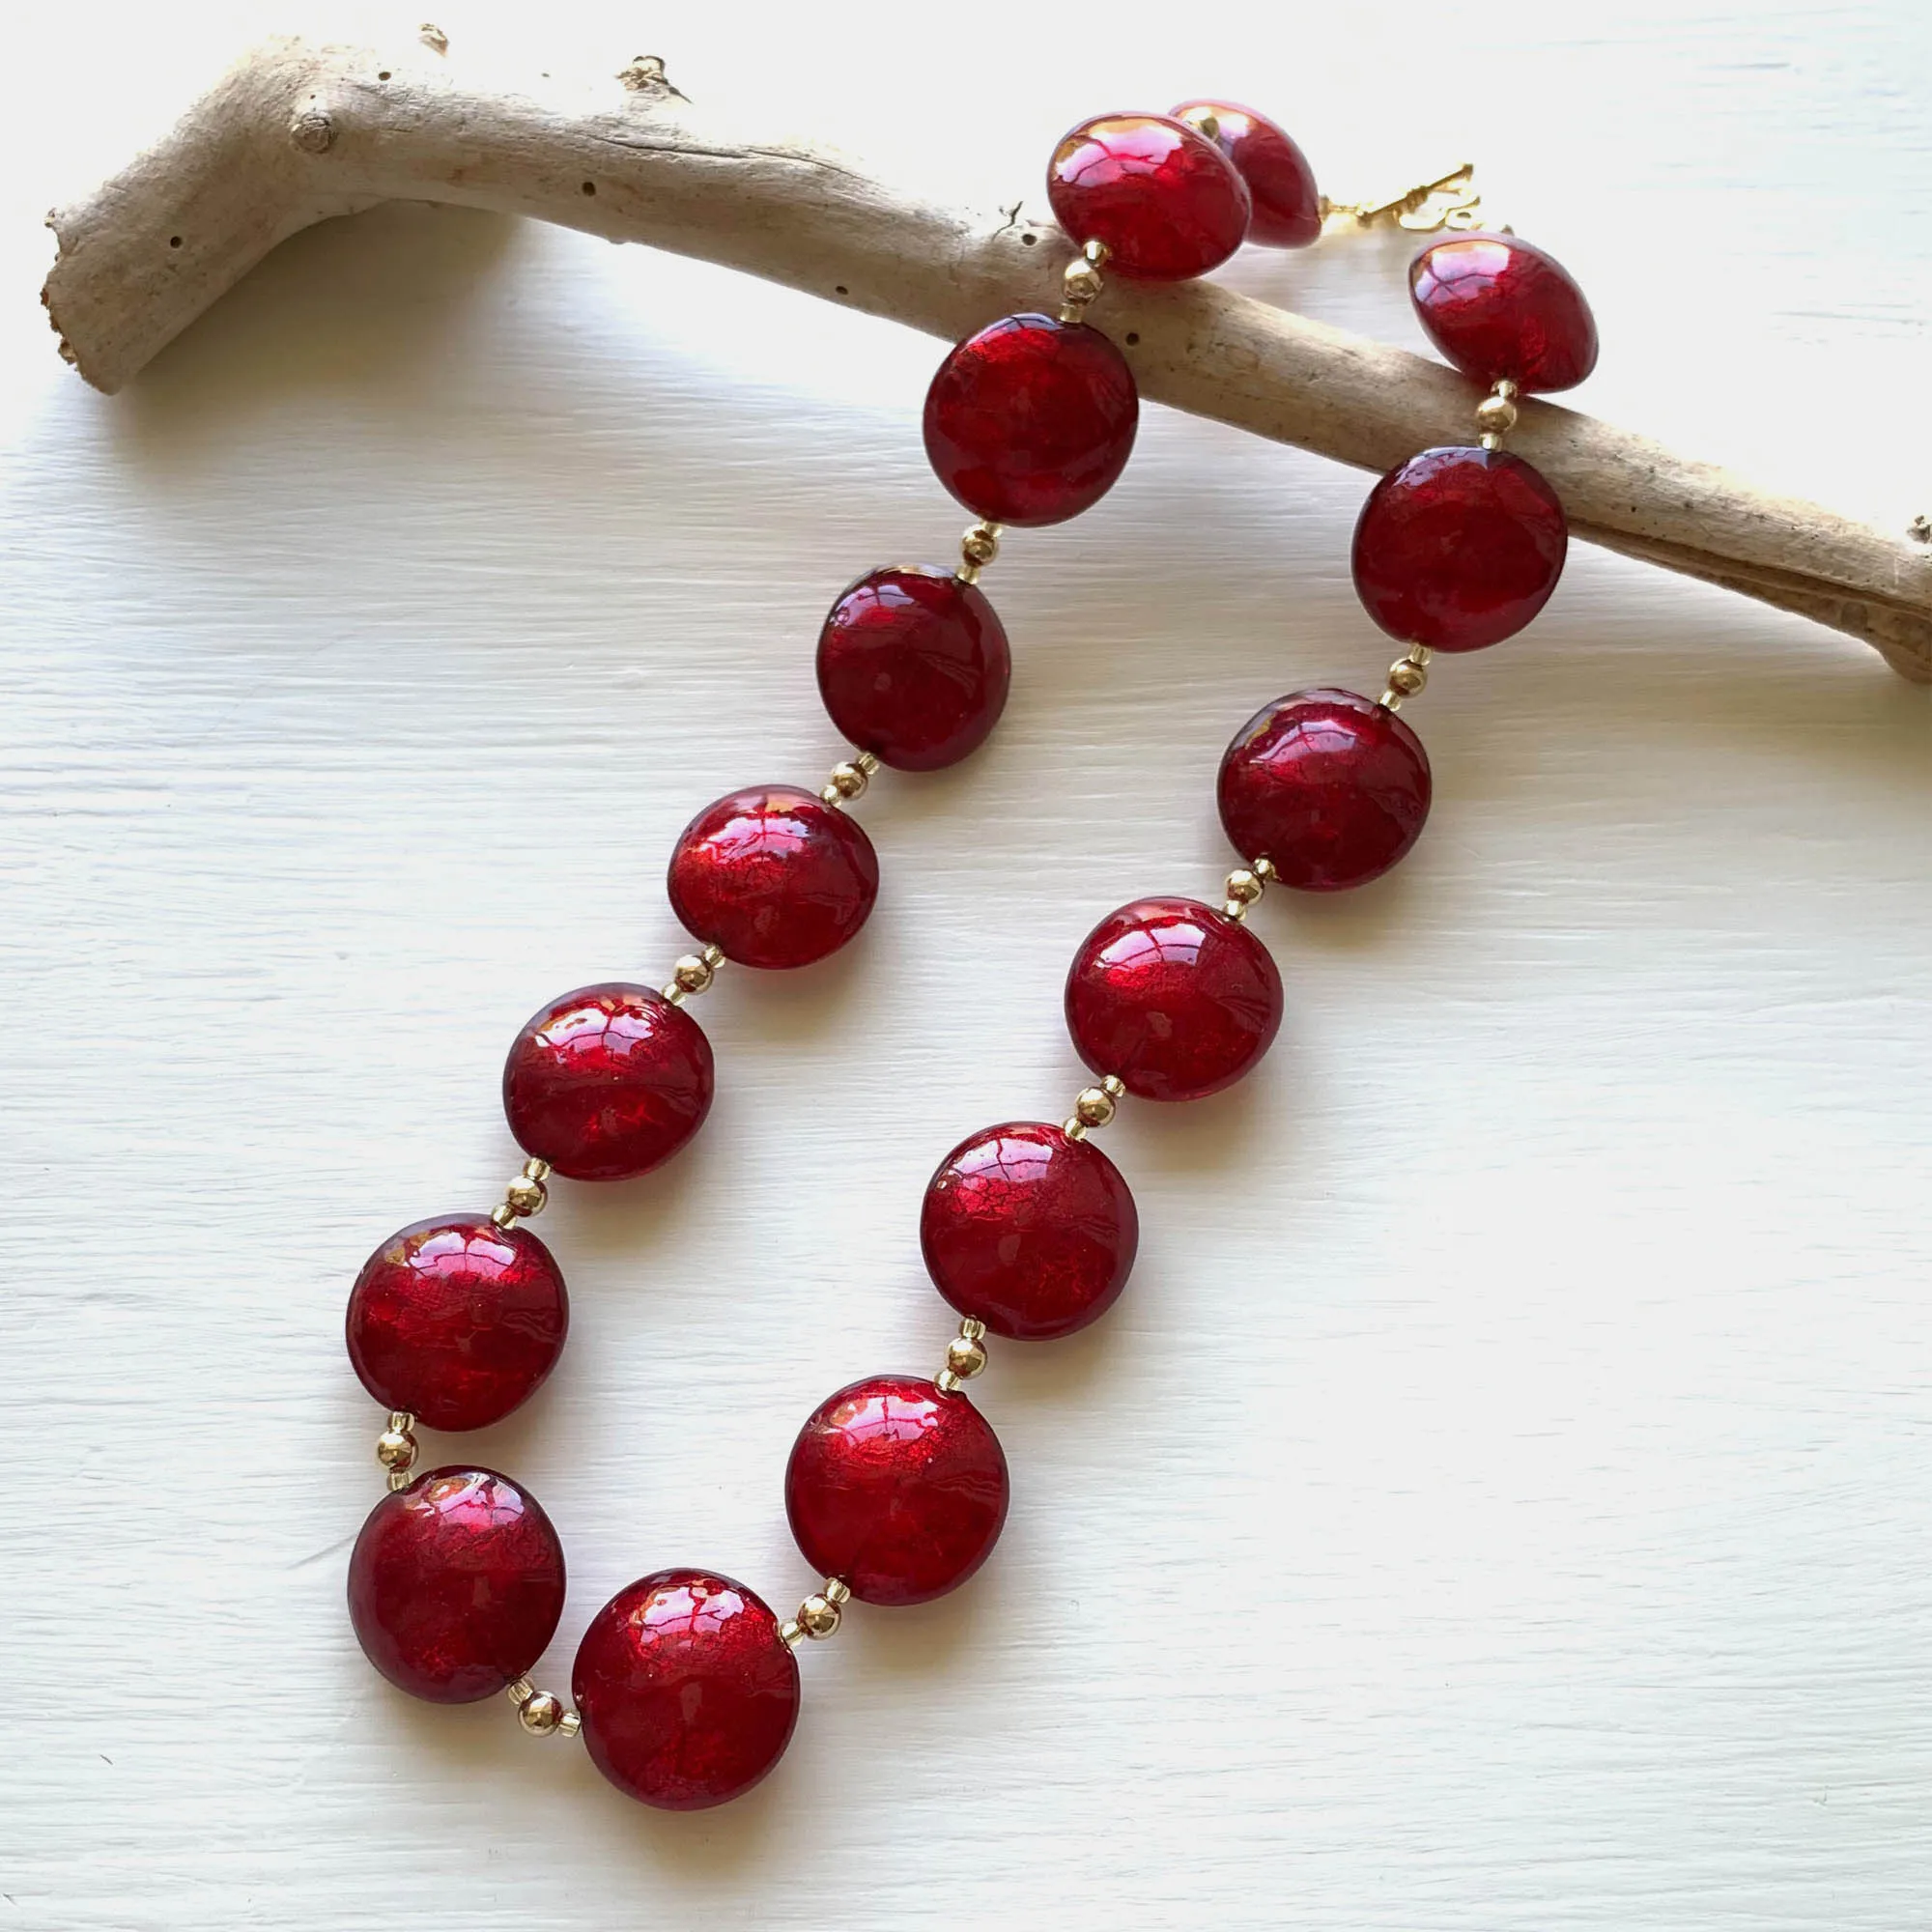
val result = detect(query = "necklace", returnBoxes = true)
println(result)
[344,98,1596,1809]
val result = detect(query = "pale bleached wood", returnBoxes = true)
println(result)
[41,35,1932,681]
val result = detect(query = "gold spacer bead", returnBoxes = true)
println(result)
[956,1321,986,1346]
[1099,1074,1126,1101]
[1073,1086,1116,1129]
[1082,239,1110,269]
[558,1710,581,1738]
[1493,378,1520,402]
[1062,1116,1088,1141]
[1251,857,1278,885]
[780,1618,807,1649]
[961,523,1001,568]
[503,1173,548,1218]
[934,1367,965,1395]
[823,1577,852,1605]
[945,1333,989,1380]
[661,980,688,1005]
[505,1678,535,1705]
[1062,259,1103,304]
[1474,392,1519,438]
[376,1427,417,1473]
[1386,657,1429,698]
[826,760,869,802]
[671,952,716,995]
[1225,867,1265,906]
[385,1468,412,1492]
[1478,430,1503,451]
[518,1690,566,1735]
[797,1593,842,1639]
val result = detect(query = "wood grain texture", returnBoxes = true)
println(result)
[2,3,1929,1929]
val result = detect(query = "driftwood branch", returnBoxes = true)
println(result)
[43,36,1932,682]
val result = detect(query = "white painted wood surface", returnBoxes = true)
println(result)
[3,4,1929,1926]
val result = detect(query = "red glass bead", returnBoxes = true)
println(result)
[1046,113,1251,281]
[502,982,713,1181]
[785,1376,1009,1606]
[573,1569,800,1811]
[1065,896,1283,1103]
[815,567,1011,773]
[1409,231,1599,393]
[348,1466,566,1704]
[923,313,1138,528]
[668,784,879,970]
[1170,99,1321,249]
[346,1213,569,1431]
[1218,688,1433,892]
[921,1122,1138,1341]
[1351,445,1568,654]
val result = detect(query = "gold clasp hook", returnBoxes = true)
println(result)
[1321,164,1482,236]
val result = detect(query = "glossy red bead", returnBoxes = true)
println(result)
[1352,445,1568,653]
[1409,231,1599,393]
[923,313,1138,527]
[785,1376,1009,1606]
[1065,896,1283,1103]
[1046,113,1251,280]
[921,1122,1138,1341]
[1218,688,1433,892]
[1170,99,1321,249]
[573,1569,800,1811]
[502,982,713,1181]
[668,784,879,970]
[815,566,1011,772]
[348,1466,566,1704]
[346,1213,569,1431]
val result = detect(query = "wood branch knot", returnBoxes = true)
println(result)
[289,106,335,154]
[616,54,686,101]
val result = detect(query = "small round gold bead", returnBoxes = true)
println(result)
[504,1174,548,1217]
[1099,1074,1126,1101]
[1251,856,1278,885]
[375,1428,417,1473]
[671,952,716,995]
[1073,1086,1117,1129]
[779,1618,807,1648]
[934,1368,965,1395]
[1474,393,1519,437]
[823,1576,853,1605]
[1224,867,1265,907]
[518,1690,565,1735]
[1062,260,1103,303]
[1082,239,1110,268]
[945,1333,989,1380]
[797,1593,842,1639]
[1386,658,1429,697]
[960,523,1001,569]
[827,761,869,802]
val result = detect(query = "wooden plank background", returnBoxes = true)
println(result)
[2,3,1928,1926]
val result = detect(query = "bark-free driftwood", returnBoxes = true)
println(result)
[43,36,1932,681]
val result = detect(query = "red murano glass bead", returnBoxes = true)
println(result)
[815,567,1011,773]
[573,1569,800,1811]
[1170,99,1321,249]
[502,982,714,1181]
[923,313,1138,527]
[346,1213,569,1431]
[1065,896,1283,1103]
[1409,231,1599,393]
[668,784,879,970]
[348,1466,566,1704]
[1218,688,1433,892]
[785,1376,1009,1606]
[1046,113,1251,280]
[1352,445,1568,653]
[921,1122,1138,1341]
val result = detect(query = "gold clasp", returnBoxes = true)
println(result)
[1321,164,1482,236]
